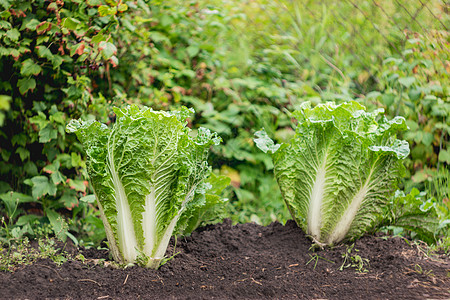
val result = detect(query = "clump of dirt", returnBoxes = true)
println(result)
[1,220,449,299]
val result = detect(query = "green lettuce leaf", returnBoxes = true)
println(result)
[379,189,442,244]
[177,173,231,235]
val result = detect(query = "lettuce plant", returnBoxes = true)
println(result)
[255,101,409,246]
[67,105,229,268]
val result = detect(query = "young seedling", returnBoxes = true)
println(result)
[339,244,370,273]
[306,253,335,270]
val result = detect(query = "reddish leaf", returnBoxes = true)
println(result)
[36,21,52,35]
[75,42,85,55]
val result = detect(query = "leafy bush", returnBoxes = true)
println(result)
[364,31,449,188]
[0,0,154,244]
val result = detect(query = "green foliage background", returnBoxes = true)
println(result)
[0,0,448,247]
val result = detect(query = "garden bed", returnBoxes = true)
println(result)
[1,220,449,299]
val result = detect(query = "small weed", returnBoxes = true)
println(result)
[159,251,181,268]
[0,237,36,272]
[413,264,434,277]
[306,253,335,270]
[38,238,68,265]
[339,244,370,273]
[0,236,71,272]
[75,253,86,263]
[405,264,435,278]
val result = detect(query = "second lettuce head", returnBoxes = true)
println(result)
[255,101,410,247]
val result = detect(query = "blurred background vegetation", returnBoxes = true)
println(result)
[0,0,448,251]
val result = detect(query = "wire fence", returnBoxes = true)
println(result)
[244,0,449,93]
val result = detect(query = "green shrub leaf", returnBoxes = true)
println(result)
[17,78,36,94]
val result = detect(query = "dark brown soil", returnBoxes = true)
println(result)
[1,220,449,299]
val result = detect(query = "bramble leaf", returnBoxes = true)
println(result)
[6,28,20,42]
[39,123,58,143]
[21,59,42,76]
[30,176,57,199]
[17,78,36,94]
[99,41,117,59]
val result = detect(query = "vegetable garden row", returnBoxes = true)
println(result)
[0,0,449,291]
[67,101,412,269]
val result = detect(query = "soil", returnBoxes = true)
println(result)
[1,220,449,299]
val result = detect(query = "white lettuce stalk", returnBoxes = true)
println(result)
[67,105,228,268]
[255,101,410,246]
